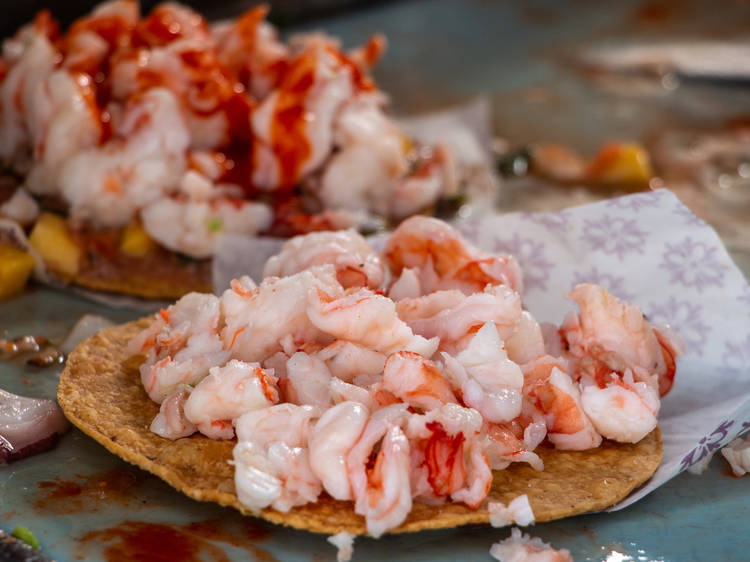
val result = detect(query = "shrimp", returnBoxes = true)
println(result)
[580,369,659,443]
[233,404,321,513]
[141,193,273,259]
[395,284,522,348]
[221,265,342,363]
[263,229,386,289]
[0,188,39,226]
[250,43,353,191]
[347,403,410,534]
[405,404,490,508]
[522,356,601,451]
[132,292,230,403]
[490,528,573,562]
[213,6,288,98]
[329,378,376,410]
[505,311,546,365]
[58,88,190,228]
[381,351,457,412]
[183,360,279,439]
[357,424,412,538]
[387,267,421,301]
[285,351,333,409]
[308,401,370,500]
[562,284,682,396]
[307,287,438,357]
[481,418,545,472]
[317,97,411,218]
[384,215,523,295]
[314,340,385,383]
[150,387,197,440]
[442,322,524,423]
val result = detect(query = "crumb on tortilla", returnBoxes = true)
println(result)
[489,494,535,527]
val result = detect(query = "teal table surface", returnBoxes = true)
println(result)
[3,1,750,560]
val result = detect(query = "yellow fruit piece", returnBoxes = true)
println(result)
[0,244,35,300]
[29,213,81,279]
[586,142,653,187]
[120,222,156,258]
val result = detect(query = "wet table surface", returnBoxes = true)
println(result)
[2,0,750,560]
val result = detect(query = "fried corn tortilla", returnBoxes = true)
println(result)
[58,319,662,535]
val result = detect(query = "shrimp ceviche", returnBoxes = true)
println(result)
[129,215,682,537]
[0,1,463,294]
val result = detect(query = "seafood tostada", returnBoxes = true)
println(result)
[0,1,476,298]
[59,216,678,537]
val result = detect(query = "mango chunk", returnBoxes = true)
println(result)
[0,244,35,300]
[120,222,156,258]
[586,142,653,188]
[29,213,81,279]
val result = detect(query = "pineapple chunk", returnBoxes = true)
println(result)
[0,244,35,300]
[29,213,81,278]
[586,142,653,187]
[120,222,156,258]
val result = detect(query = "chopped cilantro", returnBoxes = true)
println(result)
[207,217,224,233]
[11,526,40,549]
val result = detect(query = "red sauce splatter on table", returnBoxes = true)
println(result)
[35,469,140,513]
[77,518,275,562]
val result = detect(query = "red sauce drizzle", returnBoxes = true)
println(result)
[269,52,316,190]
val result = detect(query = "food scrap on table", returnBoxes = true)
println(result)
[0,389,69,464]
[490,527,573,562]
[327,531,355,562]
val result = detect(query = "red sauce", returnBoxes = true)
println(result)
[134,5,208,48]
[77,519,275,562]
[269,52,316,190]
[33,10,61,42]
[35,469,140,513]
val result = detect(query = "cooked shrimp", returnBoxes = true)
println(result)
[329,378,376,410]
[562,284,682,396]
[150,387,197,440]
[183,360,279,439]
[213,5,288,99]
[314,340,385,383]
[307,287,438,357]
[233,404,321,513]
[347,403,410,531]
[57,88,190,227]
[131,293,230,403]
[0,188,39,226]
[405,404,489,508]
[141,193,273,259]
[580,369,659,443]
[309,401,370,500]
[505,311,546,365]
[263,229,386,289]
[221,265,342,362]
[387,267,421,301]
[481,420,545,472]
[384,215,523,295]
[381,351,457,412]
[396,284,522,347]
[357,424,412,538]
[442,322,524,423]
[285,351,333,409]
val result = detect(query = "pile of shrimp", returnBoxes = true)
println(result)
[0,1,456,256]
[129,215,683,537]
